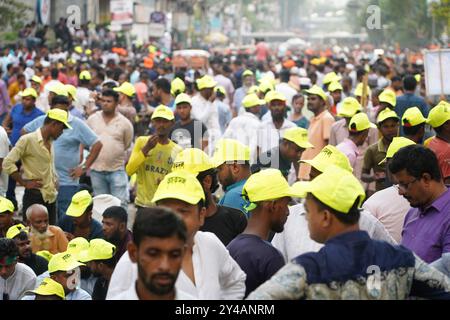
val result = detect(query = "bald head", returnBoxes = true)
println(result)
[26,204,49,234]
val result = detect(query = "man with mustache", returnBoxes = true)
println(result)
[26,204,68,254]
[101,206,132,262]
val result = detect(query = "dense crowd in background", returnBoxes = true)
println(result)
[0,19,449,301]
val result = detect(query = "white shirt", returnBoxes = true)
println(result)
[257,118,297,153]
[191,94,221,154]
[275,83,297,107]
[272,203,397,262]
[74,87,92,114]
[112,282,196,300]
[0,126,10,196]
[107,231,246,300]
[0,263,36,300]
[223,112,261,163]
[363,186,411,244]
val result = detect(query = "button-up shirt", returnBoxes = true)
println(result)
[362,139,389,192]
[337,138,361,171]
[401,187,450,263]
[258,118,297,154]
[3,129,58,203]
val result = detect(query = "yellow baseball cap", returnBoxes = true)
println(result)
[265,90,287,103]
[212,139,251,167]
[377,108,399,124]
[65,85,77,101]
[36,250,53,262]
[415,74,421,83]
[338,97,362,118]
[66,190,93,218]
[300,145,353,173]
[196,75,217,90]
[151,104,175,121]
[172,148,214,175]
[323,72,342,85]
[379,89,397,107]
[258,80,275,94]
[47,109,72,129]
[299,165,365,213]
[283,127,314,149]
[328,81,343,92]
[348,113,376,132]
[78,239,116,263]
[174,93,192,106]
[0,196,15,214]
[248,85,259,94]
[306,85,327,101]
[242,69,254,77]
[6,224,28,239]
[48,83,68,97]
[31,278,65,300]
[171,78,186,96]
[242,93,265,108]
[152,171,205,205]
[242,169,297,205]
[114,82,136,97]
[354,83,371,97]
[427,101,450,128]
[67,237,90,258]
[74,46,83,54]
[378,137,416,165]
[48,252,85,273]
[85,49,92,56]
[79,70,92,81]
[310,58,321,66]
[402,107,426,127]
[31,75,42,84]
[215,86,226,96]
[20,88,38,98]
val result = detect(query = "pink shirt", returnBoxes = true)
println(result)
[336,138,360,170]
[427,137,450,179]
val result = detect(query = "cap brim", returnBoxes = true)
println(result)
[152,193,203,205]
[300,159,325,173]
[66,203,88,217]
[64,122,73,130]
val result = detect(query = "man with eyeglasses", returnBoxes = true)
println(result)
[389,145,450,263]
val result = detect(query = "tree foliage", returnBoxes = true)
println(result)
[0,0,32,30]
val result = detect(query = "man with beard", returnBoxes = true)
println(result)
[102,206,132,262]
[59,190,103,241]
[126,105,181,211]
[27,204,68,254]
[3,108,72,225]
[390,145,450,263]
[213,139,252,215]
[152,78,173,108]
[114,82,137,124]
[299,85,335,180]
[227,169,293,297]
[111,207,192,300]
[79,239,117,300]
[6,224,48,276]
[362,108,400,192]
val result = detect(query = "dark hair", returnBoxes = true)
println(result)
[197,168,220,197]
[391,76,402,83]
[403,75,417,91]
[403,123,425,136]
[102,81,117,89]
[51,95,70,107]
[292,94,304,104]
[279,69,290,83]
[154,78,171,94]
[389,145,442,182]
[51,68,59,79]
[309,194,361,225]
[15,231,29,241]
[103,206,128,223]
[132,207,187,246]
[102,89,119,102]
[0,238,19,259]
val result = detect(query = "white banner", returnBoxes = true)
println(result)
[424,49,450,96]
[111,0,134,26]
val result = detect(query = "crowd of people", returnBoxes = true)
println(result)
[0,24,449,301]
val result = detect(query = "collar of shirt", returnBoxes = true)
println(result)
[419,187,450,216]
[343,138,361,155]
[325,230,370,246]
[36,128,44,143]
[311,109,329,122]
[242,111,260,121]
[225,179,247,193]
[377,139,388,153]
[263,118,294,130]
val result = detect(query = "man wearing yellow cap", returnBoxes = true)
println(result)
[249,166,450,300]
[74,70,93,114]
[227,169,294,297]
[425,101,450,184]
[0,196,20,238]
[0,238,37,300]
[126,105,181,209]
[6,223,48,276]
[87,89,134,208]
[327,81,343,116]
[114,81,137,124]
[59,190,103,241]
[223,93,263,162]
[170,93,208,150]
[3,108,72,224]
[107,171,246,300]
[378,89,397,114]
[361,108,400,193]
[363,137,415,243]
[24,277,65,300]
[401,106,426,144]
[233,70,255,114]
[299,85,335,180]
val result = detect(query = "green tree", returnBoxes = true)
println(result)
[0,0,32,30]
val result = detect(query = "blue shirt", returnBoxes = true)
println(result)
[395,93,429,136]
[70,106,84,120]
[9,104,44,146]
[219,179,248,215]
[24,114,99,186]
[58,216,104,240]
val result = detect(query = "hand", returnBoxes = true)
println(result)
[24,179,43,189]
[69,166,85,179]
[374,172,386,182]
[142,135,158,155]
